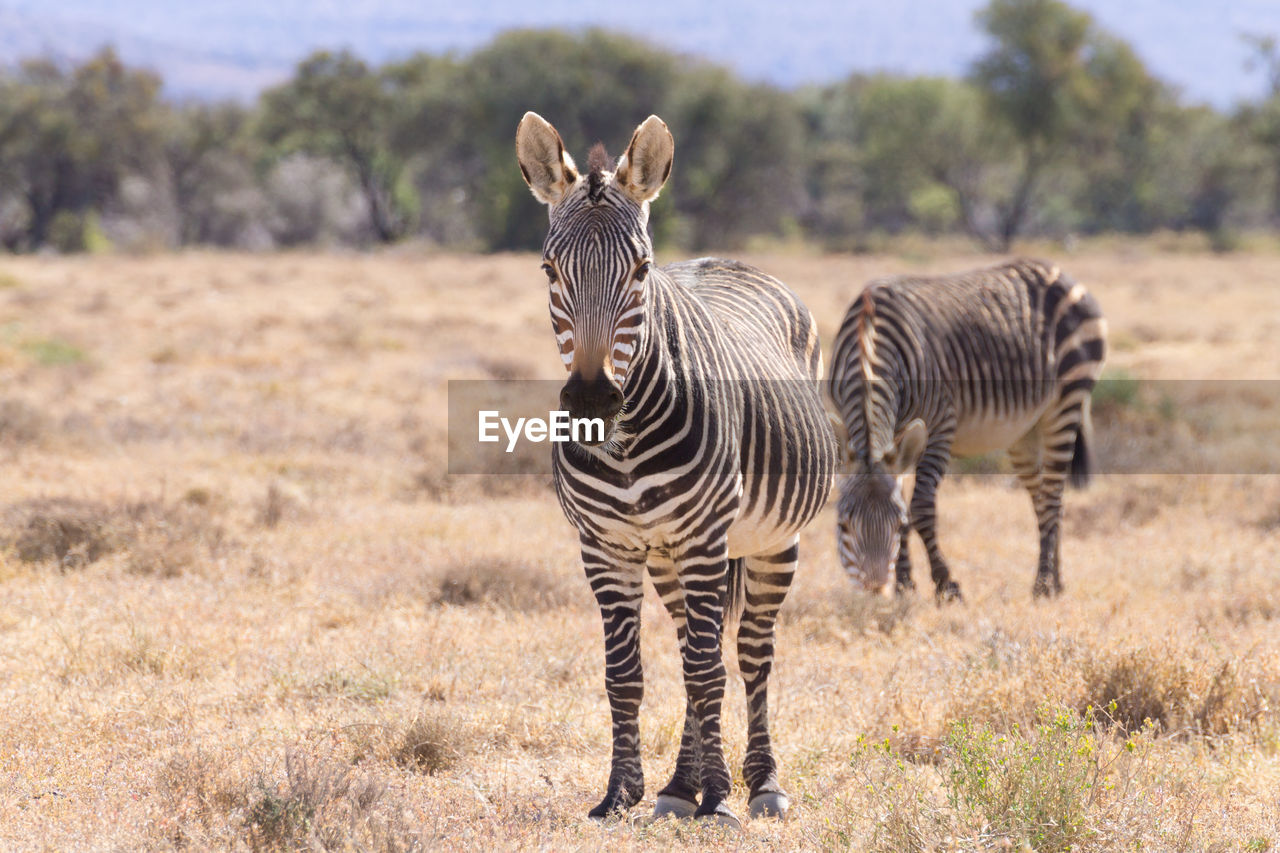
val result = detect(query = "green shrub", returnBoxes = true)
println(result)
[20,336,86,366]
[47,211,112,254]
[944,711,1099,851]
[833,707,1155,852]
[1091,368,1140,419]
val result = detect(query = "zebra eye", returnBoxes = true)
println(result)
[541,263,558,284]
[634,262,651,282]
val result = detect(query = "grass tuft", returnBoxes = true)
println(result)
[121,499,228,577]
[2,495,227,576]
[6,498,118,569]
[155,749,247,848]
[432,557,582,611]
[0,398,52,446]
[392,711,470,774]
[244,751,397,851]
[1081,647,1274,738]
[347,707,478,776]
[309,669,397,704]
[256,481,306,528]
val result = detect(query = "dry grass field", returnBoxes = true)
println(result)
[0,247,1277,851]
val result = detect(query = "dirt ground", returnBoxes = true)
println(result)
[0,247,1276,850]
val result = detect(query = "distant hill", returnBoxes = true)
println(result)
[2,0,1278,107]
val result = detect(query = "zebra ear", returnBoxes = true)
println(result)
[890,419,928,476]
[615,115,673,204]
[516,111,579,206]
[828,411,855,467]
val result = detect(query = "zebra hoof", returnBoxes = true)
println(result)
[936,581,962,603]
[694,800,741,831]
[588,791,638,822]
[748,791,790,820]
[1032,577,1061,599]
[652,794,698,820]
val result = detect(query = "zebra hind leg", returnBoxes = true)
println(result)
[648,555,701,820]
[1023,407,1080,598]
[738,541,798,820]
[1031,475,1069,598]
[1010,432,1052,597]
[583,543,648,820]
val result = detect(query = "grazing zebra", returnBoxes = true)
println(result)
[827,259,1106,600]
[515,112,836,826]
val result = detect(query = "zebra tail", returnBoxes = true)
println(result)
[1069,418,1093,489]
[721,557,747,638]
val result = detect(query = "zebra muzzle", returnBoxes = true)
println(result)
[559,374,625,428]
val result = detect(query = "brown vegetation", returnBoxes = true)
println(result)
[0,247,1277,850]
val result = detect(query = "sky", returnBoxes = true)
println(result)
[1,0,1278,107]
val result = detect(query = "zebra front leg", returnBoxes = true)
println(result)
[893,523,915,594]
[675,542,737,827]
[584,540,648,820]
[648,554,700,819]
[911,439,961,602]
[739,542,798,819]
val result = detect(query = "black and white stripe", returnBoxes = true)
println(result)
[828,258,1107,599]
[517,112,836,826]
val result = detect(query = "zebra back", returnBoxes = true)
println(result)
[828,258,1106,468]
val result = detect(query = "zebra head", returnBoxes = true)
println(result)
[516,111,673,445]
[835,419,927,594]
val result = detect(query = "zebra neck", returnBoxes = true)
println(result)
[616,276,671,432]
[857,353,903,465]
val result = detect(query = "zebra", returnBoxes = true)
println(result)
[827,259,1107,600]
[515,112,837,827]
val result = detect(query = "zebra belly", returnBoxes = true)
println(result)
[725,464,829,558]
[950,397,1054,456]
[559,467,814,560]
[555,461,738,549]
[726,512,805,559]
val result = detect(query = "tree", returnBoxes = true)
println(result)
[803,74,1016,247]
[863,76,1010,240]
[451,29,680,250]
[0,49,163,250]
[258,51,410,243]
[966,0,1155,249]
[383,52,477,246]
[164,102,259,245]
[661,68,806,250]
[1241,35,1280,225]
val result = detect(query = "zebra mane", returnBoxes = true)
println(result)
[857,287,882,465]
[586,143,614,203]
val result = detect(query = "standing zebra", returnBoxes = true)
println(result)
[515,112,836,826]
[828,259,1106,599]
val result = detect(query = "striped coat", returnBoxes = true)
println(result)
[517,112,836,826]
[828,259,1106,599]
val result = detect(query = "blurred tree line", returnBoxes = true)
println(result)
[0,0,1277,254]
